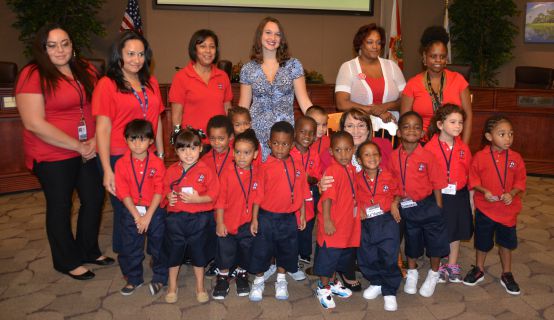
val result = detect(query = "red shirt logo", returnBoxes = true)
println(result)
[418,163,426,172]
[148,168,157,177]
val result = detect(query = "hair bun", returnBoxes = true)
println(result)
[420,26,449,48]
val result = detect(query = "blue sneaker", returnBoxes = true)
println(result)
[316,286,335,309]
[330,280,352,298]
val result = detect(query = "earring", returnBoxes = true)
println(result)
[358,49,362,56]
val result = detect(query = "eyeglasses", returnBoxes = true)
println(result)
[124,51,145,58]
[344,123,368,131]
[45,40,72,51]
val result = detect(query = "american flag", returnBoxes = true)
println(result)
[120,0,143,34]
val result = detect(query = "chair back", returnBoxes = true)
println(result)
[0,61,18,86]
[216,60,232,81]
[515,66,553,89]
[327,112,343,133]
[447,64,471,82]
[87,58,106,76]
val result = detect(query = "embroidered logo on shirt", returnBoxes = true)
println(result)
[459,150,465,159]
[218,83,223,89]
[296,170,301,177]
[383,185,389,192]
[418,163,426,172]
[198,174,205,182]
[149,168,157,177]
[509,160,516,169]
[253,182,258,190]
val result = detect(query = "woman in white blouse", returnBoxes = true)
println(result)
[335,23,405,123]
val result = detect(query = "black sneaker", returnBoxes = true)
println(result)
[205,262,219,278]
[235,271,250,297]
[229,267,238,279]
[212,275,230,300]
[500,272,520,295]
[463,265,485,286]
[148,282,164,296]
[299,256,311,264]
[120,282,143,296]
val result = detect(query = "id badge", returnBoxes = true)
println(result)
[442,183,457,195]
[489,195,500,202]
[77,122,87,141]
[136,206,147,217]
[400,198,417,209]
[365,204,384,219]
[181,187,193,194]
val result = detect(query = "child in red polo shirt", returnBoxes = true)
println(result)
[290,116,321,278]
[228,106,262,166]
[249,121,309,302]
[162,129,220,304]
[306,105,331,161]
[424,104,473,283]
[212,129,260,300]
[463,115,526,295]
[356,141,402,311]
[201,115,234,278]
[314,131,360,309]
[115,119,167,297]
[390,111,449,298]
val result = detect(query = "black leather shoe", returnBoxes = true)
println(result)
[85,256,115,266]
[63,270,95,280]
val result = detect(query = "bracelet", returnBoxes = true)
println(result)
[173,124,181,133]
[157,152,165,159]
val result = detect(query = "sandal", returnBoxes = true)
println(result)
[338,273,362,292]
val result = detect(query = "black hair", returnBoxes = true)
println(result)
[106,31,153,93]
[207,115,233,136]
[420,26,449,54]
[295,115,317,131]
[124,119,154,139]
[427,104,466,139]
[398,111,423,127]
[174,128,203,149]
[270,121,294,139]
[234,128,259,151]
[228,106,252,122]
[356,140,381,160]
[330,131,354,147]
[306,105,328,117]
[353,23,386,53]
[188,29,219,63]
[481,114,513,146]
[20,23,98,101]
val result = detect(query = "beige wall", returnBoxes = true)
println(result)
[1,0,551,87]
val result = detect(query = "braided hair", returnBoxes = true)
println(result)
[481,114,512,147]
[234,128,260,151]
[427,104,466,139]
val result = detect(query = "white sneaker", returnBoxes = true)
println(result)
[419,269,440,297]
[316,286,336,309]
[249,280,264,302]
[263,264,277,282]
[275,279,289,300]
[404,269,419,294]
[362,285,382,300]
[287,269,307,281]
[330,280,352,298]
[383,295,398,311]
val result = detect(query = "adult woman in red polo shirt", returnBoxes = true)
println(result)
[169,29,233,136]
[94,31,165,254]
[15,24,113,280]
[401,26,472,144]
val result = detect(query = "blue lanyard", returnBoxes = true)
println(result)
[362,169,380,204]
[130,152,150,204]
[344,165,356,202]
[213,149,230,177]
[301,150,310,171]
[490,146,508,192]
[398,150,411,196]
[438,138,454,182]
[234,163,253,213]
[131,86,148,119]
[283,157,297,204]
[169,161,197,192]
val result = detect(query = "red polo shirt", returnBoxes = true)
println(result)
[92,76,165,155]
[320,137,393,173]
[115,150,165,206]
[254,155,311,214]
[390,144,447,201]
[215,164,260,234]
[169,62,233,135]
[469,147,526,227]
[317,160,361,248]
[201,147,234,179]
[356,168,399,213]
[16,65,98,169]
[163,160,219,213]
[290,146,320,223]
[424,135,472,189]
[312,135,331,160]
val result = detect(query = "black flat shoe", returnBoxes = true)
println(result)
[339,273,362,292]
[63,270,95,280]
[85,256,115,266]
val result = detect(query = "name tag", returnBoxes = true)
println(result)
[400,198,417,209]
[77,123,88,141]
[442,183,457,195]
[365,204,384,219]
[181,187,193,194]
[136,206,147,217]
[489,195,500,202]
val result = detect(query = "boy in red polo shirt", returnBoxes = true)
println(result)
[115,120,167,297]
[228,106,263,166]
[463,115,526,295]
[314,131,360,309]
[249,121,309,302]
[212,129,260,299]
[306,105,330,161]
[389,111,449,298]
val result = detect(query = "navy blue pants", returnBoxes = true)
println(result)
[215,223,253,270]
[249,209,298,274]
[358,213,402,296]
[96,155,124,253]
[474,209,517,251]
[163,211,214,268]
[400,195,450,259]
[298,218,315,260]
[119,206,167,286]
[313,242,356,278]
